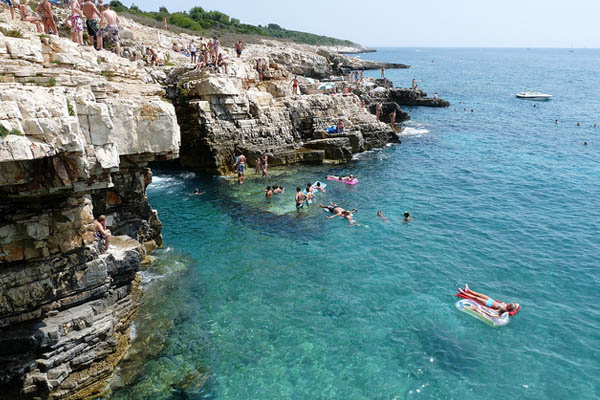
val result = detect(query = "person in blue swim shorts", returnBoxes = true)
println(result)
[235,153,246,176]
[458,284,518,314]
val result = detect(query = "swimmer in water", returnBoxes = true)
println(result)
[403,211,413,223]
[313,182,326,193]
[305,182,313,194]
[265,186,273,200]
[295,187,306,210]
[305,191,315,206]
[320,202,343,215]
[458,284,519,314]
[377,211,388,222]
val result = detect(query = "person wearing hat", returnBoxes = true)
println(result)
[403,211,413,223]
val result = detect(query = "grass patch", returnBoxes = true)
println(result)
[0,27,24,38]
[164,61,176,66]
[101,70,115,78]
[67,100,75,116]
[46,77,56,87]
[0,126,23,138]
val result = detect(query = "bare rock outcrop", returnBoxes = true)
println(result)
[0,16,180,399]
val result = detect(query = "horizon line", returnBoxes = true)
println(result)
[360,45,599,50]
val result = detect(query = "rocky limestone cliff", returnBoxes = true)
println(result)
[0,7,411,398]
[0,13,180,399]
[168,51,402,174]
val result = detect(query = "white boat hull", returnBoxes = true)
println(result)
[516,92,552,100]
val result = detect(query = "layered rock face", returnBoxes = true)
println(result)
[0,19,179,399]
[172,64,400,174]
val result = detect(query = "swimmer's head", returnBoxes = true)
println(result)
[404,211,410,217]
[193,189,199,194]
[377,211,383,216]
[507,303,518,311]
[316,182,321,187]
[279,186,284,189]
[266,186,271,190]
[349,174,354,179]
[296,187,301,192]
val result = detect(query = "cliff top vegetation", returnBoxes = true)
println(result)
[109,1,359,48]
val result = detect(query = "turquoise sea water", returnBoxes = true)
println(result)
[111,48,600,399]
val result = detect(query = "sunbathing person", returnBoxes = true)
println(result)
[19,1,43,32]
[458,284,518,314]
[328,174,355,181]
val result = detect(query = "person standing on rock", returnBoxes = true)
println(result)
[291,76,299,95]
[381,65,385,78]
[68,0,85,45]
[261,153,269,177]
[389,110,397,128]
[235,40,243,58]
[98,4,121,57]
[211,36,220,63]
[94,215,112,251]
[236,153,246,176]
[376,102,383,121]
[1,0,15,20]
[36,0,58,35]
[163,15,168,30]
[82,0,101,48]
[189,40,197,63]
[256,58,264,81]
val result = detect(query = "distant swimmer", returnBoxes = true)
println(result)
[458,284,519,314]
[192,188,205,195]
[533,104,537,108]
[470,109,474,113]
[594,124,597,128]
[584,142,588,146]
[330,210,357,225]
[403,211,413,223]
[377,211,388,222]
[576,122,580,126]
[295,187,306,210]
[555,119,559,124]
[265,186,273,200]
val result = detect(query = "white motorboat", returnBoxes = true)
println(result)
[516,91,552,100]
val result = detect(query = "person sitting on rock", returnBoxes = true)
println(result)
[389,110,397,127]
[94,215,112,251]
[336,119,345,133]
[216,53,228,74]
[19,0,43,32]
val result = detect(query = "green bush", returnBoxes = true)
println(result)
[0,27,24,38]
[0,126,23,138]
[107,2,357,47]
[67,100,75,116]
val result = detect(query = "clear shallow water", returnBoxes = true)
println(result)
[111,49,600,399]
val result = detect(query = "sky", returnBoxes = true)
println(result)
[131,0,600,48]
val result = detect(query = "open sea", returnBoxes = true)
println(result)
[110,48,600,399]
